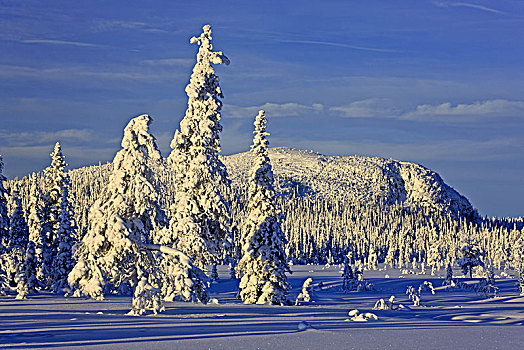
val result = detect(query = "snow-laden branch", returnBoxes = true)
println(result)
[140,244,192,266]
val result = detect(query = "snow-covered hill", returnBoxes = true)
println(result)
[224,147,474,217]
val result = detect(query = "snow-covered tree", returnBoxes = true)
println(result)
[342,256,357,292]
[41,142,68,286]
[27,173,45,285]
[0,156,8,252]
[51,186,77,293]
[443,262,454,286]
[164,24,231,269]
[457,244,483,278]
[0,156,9,294]
[512,234,524,295]
[68,115,166,305]
[295,278,313,305]
[237,110,290,305]
[6,193,30,295]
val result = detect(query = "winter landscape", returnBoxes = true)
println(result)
[1,1,524,349]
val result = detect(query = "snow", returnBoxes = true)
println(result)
[2,264,524,349]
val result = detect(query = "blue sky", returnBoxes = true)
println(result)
[0,0,523,217]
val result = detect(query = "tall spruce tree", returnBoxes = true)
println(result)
[237,110,290,305]
[68,115,165,306]
[7,193,30,295]
[164,24,231,269]
[51,186,77,293]
[42,142,68,287]
[27,173,45,285]
[0,156,9,253]
[0,156,8,293]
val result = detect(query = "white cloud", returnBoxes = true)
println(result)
[0,129,95,147]
[401,99,524,121]
[223,102,324,119]
[329,98,399,118]
[19,39,101,48]
[329,98,524,122]
[432,1,505,15]
[94,20,168,33]
[141,58,193,67]
[0,64,186,82]
[278,39,400,53]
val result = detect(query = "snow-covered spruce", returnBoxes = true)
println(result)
[51,185,77,293]
[342,256,358,292]
[457,244,483,278]
[237,111,290,305]
[295,278,313,305]
[0,156,9,293]
[41,143,76,288]
[68,115,166,307]
[512,234,524,295]
[148,244,208,303]
[6,193,30,297]
[27,173,45,285]
[163,24,231,270]
[0,155,8,252]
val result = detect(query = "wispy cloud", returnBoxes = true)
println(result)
[401,99,524,121]
[223,102,324,119]
[329,98,399,118]
[0,129,95,147]
[278,39,400,53]
[0,64,186,82]
[94,20,169,33]
[432,1,505,15]
[19,39,101,47]
[141,58,193,67]
[329,98,524,122]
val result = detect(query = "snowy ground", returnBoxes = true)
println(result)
[1,264,524,349]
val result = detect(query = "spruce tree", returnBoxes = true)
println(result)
[512,234,524,295]
[51,187,76,293]
[237,110,290,305]
[27,173,45,285]
[0,156,9,293]
[0,156,9,252]
[164,24,231,269]
[68,115,166,307]
[458,244,483,278]
[7,193,30,295]
[42,142,68,287]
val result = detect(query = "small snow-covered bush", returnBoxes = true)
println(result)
[295,278,313,305]
[347,309,378,322]
[406,286,420,306]
[373,296,399,310]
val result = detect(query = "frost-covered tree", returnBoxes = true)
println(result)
[6,194,30,295]
[51,187,77,293]
[27,173,45,285]
[342,256,357,292]
[295,278,313,305]
[512,235,524,295]
[442,262,454,286]
[0,156,9,293]
[41,142,68,286]
[164,24,231,269]
[68,115,166,307]
[237,111,290,305]
[457,244,483,278]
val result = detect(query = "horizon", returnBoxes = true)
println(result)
[1,0,523,217]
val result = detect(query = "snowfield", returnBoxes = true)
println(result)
[2,264,523,349]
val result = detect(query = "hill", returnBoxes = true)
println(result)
[224,147,475,217]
